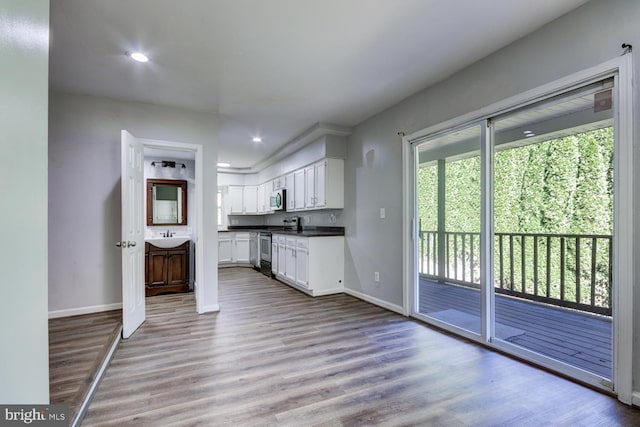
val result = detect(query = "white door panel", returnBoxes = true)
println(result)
[121,130,145,339]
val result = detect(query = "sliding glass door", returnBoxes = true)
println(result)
[416,124,482,336]
[491,81,614,380]
[411,75,620,388]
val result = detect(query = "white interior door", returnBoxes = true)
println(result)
[121,130,145,338]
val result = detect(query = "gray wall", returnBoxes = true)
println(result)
[0,0,50,403]
[344,0,640,391]
[49,92,218,313]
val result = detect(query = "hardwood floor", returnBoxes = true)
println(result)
[82,268,639,426]
[49,309,122,422]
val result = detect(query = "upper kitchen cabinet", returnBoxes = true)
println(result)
[229,185,244,214]
[220,129,350,216]
[293,169,306,211]
[257,181,273,214]
[229,185,258,215]
[243,185,258,214]
[225,157,344,215]
[304,159,343,210]
[285,172,295,211]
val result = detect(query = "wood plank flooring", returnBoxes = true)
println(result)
[82,268,638,426]
[49,309,122,421]
[419,278,612,377]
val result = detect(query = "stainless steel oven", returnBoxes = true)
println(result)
[259,231,272,276]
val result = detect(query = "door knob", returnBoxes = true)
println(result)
[116,241,123,248]
[127,241,137,248]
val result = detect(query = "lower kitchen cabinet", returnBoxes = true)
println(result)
[218,236,233,262]
[272,234,343,296]
[295,239,308,288]
[145,241,190,297]
[218,232,252,266]
[285,237,297,282]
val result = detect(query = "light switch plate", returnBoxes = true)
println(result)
[380,208,386,219]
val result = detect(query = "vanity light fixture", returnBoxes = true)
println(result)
[126,51,149,63]
[217,162,231,168]
[151,160,186,168]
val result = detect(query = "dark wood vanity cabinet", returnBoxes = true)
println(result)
[145,242,190,296]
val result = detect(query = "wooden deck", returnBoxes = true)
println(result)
[419,277,612,378]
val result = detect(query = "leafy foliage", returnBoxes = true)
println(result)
[417,128,614,312]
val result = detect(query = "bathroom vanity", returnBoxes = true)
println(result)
[145,241,190,296]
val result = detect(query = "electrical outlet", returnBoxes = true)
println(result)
[374,271,380,282]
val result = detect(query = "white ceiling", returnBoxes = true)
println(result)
[49,0,590,170]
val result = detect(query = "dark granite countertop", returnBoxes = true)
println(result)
[224,226,344,237]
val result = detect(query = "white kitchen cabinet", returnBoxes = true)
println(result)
[315,160,327,207]
[264,181,273,214]
[218,234,233,263]
[294,169,305,210]
[271,241,278,274]
[258,182,274,214]
[285,173,295,211]
[304,165,315,209]
[273,176,284,190]
[218,232,252,266]
[234,233,250,263]
[257,183,265,213]
[285,237,297,282]
[228,157,343,215]
[277,238,287,277]
[229,186,244,214]
[243,185,258,214]
[295,238,308,288]
[303,159,342,210]
[272,234,343,296]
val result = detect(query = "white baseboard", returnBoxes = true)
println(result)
[200,304,220,314]
[49,303,123,319]
[343,288,405,315]
[632,391,640,408]
[312,287,345,297]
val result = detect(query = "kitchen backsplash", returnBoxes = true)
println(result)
[228,209,343,228]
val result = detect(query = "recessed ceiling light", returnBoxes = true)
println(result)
[252,137,262,143]
[126,51,149,63]
[217,162,231,168]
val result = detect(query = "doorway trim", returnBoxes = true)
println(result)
[141,138,205,314]
[402,54,633,403]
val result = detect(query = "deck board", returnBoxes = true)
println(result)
[419,277,612,378]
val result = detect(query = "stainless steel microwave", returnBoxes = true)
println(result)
[270,189,286,211]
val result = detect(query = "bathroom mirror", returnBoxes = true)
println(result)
[146,179,188,225]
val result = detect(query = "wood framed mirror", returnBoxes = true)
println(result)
[146,179,188,225]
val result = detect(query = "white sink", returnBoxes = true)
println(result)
[145,236,191,249]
